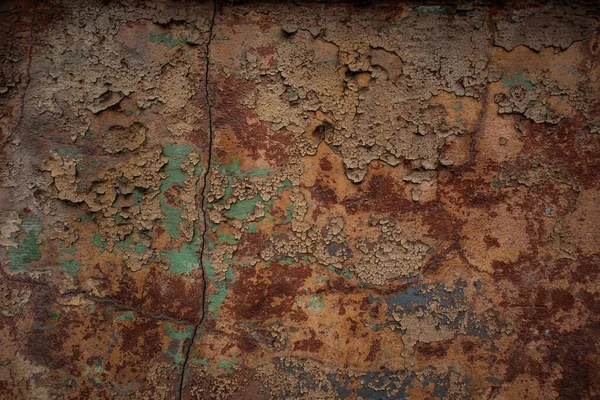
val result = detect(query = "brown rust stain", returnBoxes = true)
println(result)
[1,1,600,399]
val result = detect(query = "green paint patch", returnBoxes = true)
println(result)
[114,229,148,254]
[164,322,193,341]
[8,214,43,273]
[58,259,82,277]
[56,147,82,158]
[114,311,135,321]
[213,160,291,223]
[208,283,230,318]
[309,294,325,311]
[218,359,238,374]
[226,196,262,220]
[166,347,185,364]
[162,241,200,274]
[205,260,235,319]
[454,104,463,111]
[455,116,462,123]
[285,204,294,222]
[412,5,449,13]
[277,178,292,193]
[279,256,294,265]
[132,188,144,206]
[214,157,271,179]
[149,32,191,49]
[91,233,107,254]
[159,142,202,239]
[246,223,258,233]
[327,265,355,279]
[217,234,238,245]
[491,179,502,188]
[123,109,141,117]
[286,87,299,101]
[502,72,533,90]
[161,201,184,239]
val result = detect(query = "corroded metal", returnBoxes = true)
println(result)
[1,1,599,398]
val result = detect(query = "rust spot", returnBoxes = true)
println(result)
[365,338,381,362]
[226,262,311,323]
[551,288,575,311]
[292,329,324,352]
[319,157,333,171]
[415,341,450,358]
[215,76,292,167]
[483,235,500,249]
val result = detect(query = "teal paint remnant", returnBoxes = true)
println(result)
[277,178,292,193]
[214,157,272,179]
[91,233,107,254]
[205,259,235,319]
[56,147,82,158]
[285,205,294,222]
[114,229,148,254]
[149,32,191,49]
[162,240,200,274]
[279,256,294,265]
[502,72,533,89]
[8,214,43,273]
[454,104,463,111]
[160,142,202,239]
[114,311,135,321]
[217,234,238,245]
[411,6,449,14]
[491,179,502,188]
[58,259,82,277]
[246,223,258,233]
[163,322,192,365]
[218,359,238,374]
[309,294,325,311]
[212,159,292,223]
[327,265,355,279]
[132,188,144,206]
[124,109,142,117]
[164,322,193,341]
[226,196,262,220]
[214,157,280,220]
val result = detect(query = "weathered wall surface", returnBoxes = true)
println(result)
[1,0,599,398]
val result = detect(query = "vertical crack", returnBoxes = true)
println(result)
[176,1,217,398]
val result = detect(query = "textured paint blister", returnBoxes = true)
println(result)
[1,1,599,399]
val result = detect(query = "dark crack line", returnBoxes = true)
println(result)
[176,1,217,399]
[70,292,194,325]
[1,272,195,324]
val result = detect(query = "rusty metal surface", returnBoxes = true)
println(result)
[1,1,599,399]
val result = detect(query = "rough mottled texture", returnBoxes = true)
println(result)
[1,1,599,399]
